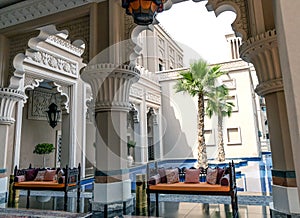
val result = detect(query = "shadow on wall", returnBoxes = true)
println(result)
[160,81,195,159]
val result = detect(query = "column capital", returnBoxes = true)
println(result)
[81,63,140,112]
[255,78,284,96]
[0,88,25,125]
[240,30,283,96]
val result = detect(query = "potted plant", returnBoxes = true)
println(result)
[127,140,136,167]
[33,143,55,167]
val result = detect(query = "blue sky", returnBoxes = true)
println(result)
[157,1,236,66]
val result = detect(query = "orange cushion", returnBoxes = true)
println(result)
[148,182,230,192]
[14,181,65,189]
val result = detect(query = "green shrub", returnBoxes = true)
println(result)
[33,143,55,155]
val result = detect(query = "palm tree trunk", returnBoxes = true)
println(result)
[198,93,207,168]
[217,113,225,162]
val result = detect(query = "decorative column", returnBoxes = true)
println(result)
[240,30,300,215]
[81,64,140,216]
[0,88,24,207]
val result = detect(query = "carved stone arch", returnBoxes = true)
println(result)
[124,8,158,66]
[53,82,70,113]
[11,24,86,88]
[206,0,250,40]
[147,107,158,125]
[10,24,86,115]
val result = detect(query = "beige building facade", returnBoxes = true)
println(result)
[158,34,263,161]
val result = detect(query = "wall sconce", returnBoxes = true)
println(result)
[122,0,165,25]
[45,103,61,128]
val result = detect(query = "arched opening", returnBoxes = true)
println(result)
[11,25,86,170]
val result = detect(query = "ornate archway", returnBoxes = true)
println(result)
[11,24,86,168]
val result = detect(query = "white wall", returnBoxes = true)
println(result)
[20,104,57,168]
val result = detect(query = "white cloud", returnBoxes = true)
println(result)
[157,1,236,65]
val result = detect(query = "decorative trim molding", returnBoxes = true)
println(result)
[53,82,70,113]
[130,86,143,99]
[26,51,78,78]
[0,88,25,125]
[206,0,250,40]
[240,29,277,59]
[0,0,93,29]
[240,30,282,96]
[24,77,44,92]
[46,35,85,56]
[146,92,161,105]
[12,25,86,91]
[255,78,283,96]
[219,60,250,71]
[158,70,181,82]
[81,64,140,112]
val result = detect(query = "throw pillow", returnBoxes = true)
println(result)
[165,168,179,184]
[206,167,218,185]
[14,175,26,182]
[34,170,47,181]
[184,168,200,183]
[44,169,57,181]
[25,169,38,181]
[216,167,225,184]
[158,168,167,183]
[148,174,161,185]
[220,174,230,186]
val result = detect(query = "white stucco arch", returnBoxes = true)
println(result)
[10,24,86,168]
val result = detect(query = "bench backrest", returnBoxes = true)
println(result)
[146,160,236,190]
[13,163,81,186]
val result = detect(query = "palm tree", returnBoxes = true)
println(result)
[174,59,226,168]
[206,85,234,162]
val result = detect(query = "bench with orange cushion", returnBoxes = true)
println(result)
[146,161,238,218]
[12,164,81,212]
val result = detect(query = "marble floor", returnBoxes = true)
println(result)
[3,191,271,217]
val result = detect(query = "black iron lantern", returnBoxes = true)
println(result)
[46,103,61,128]
[122,0,165,25]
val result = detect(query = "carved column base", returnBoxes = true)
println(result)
[91,180,134,217]
[270,185,300,216]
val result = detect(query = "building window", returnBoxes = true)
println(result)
[204,129,215,146]
[227,127,242,145]
[227,93,238,112]
[222,79,236,89]
[159,59,165,71]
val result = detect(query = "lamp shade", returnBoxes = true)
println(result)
[45,103,61,128]
[122,0,165,25]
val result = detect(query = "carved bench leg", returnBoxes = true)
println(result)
[12,188,16,208]
[155,193,159,217]
[231,192,238,218]
[77,186,80,213]
[234,191,239,217]
[123,201,127,215]
[26,190,30,209]
[64,190,68,211]
[104,204,108,217]
[147,190,150,216]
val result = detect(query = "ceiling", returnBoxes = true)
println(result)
[0,0,25,9]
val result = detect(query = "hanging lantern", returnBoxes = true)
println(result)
[122,0,165,25]
[45,103,61,128]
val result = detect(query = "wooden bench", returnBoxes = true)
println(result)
[12,163,81,212]
[146,161,238,217]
